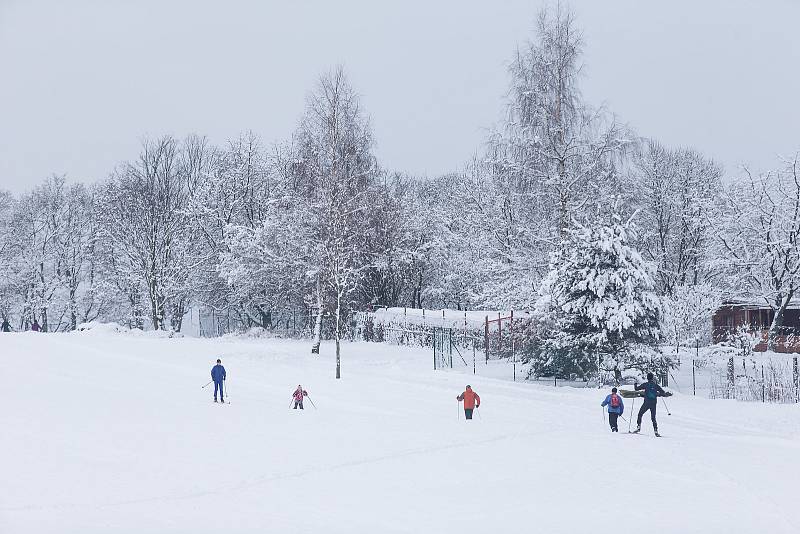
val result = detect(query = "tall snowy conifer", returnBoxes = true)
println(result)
[530,215,662,382]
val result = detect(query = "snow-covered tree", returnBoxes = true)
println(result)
[715,154,800,350]
[291,67,377,376]
[526,215,663,382]
[662,283,720,351]
[98,136,192,331]
[629,140,722,294]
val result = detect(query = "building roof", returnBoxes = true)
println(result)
[720,298,800,311]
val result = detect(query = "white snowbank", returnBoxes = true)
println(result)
[365,307,533,328]
[76,321,184,338]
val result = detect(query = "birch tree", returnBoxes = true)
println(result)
[487,4,627,245]
[291,67,377,377]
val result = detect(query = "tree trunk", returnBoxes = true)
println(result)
[767,290,794,351]
[311,277,323,354]
[171,299,186,332]
[335,290,341,379]
[69,283,78,331]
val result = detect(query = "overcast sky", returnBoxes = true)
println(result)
[1,0,798,193]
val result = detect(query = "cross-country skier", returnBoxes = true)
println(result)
[633,372,665,436]
[601,387,625,432]
[30,319,41,332]
[211,359,226,403]
[292,385,308,409]
[456,385,480,420]
[1,319,10,332]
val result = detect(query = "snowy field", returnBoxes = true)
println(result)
[3,332,800,533]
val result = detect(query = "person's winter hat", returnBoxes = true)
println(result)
[216,359,221,363]
[466,385,471,389]
[611,387,617,393]
[647,372,654,380]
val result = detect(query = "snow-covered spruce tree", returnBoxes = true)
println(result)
[526,215,663,383]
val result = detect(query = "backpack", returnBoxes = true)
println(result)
[645,382,658,399]
[610,394,620,408]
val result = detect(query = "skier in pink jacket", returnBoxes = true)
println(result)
[292,385,308,409]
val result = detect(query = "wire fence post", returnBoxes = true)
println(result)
[484,315,489,364]
[497,312,502,354]
[449,328,453,368]
[473,341,476,375]
[794,356,799,403]
[432,329,436,371]
[511,310,515,382]
[761,364,766,403]
[692,359,696,396]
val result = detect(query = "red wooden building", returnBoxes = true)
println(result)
[712,300,800,353]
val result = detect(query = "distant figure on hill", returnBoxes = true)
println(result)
[292,385,308,409]
[457,385,480,420]
[1,319,10,332]
[633,372,665,436]
[601,387,625,432]
[30,319,41,332]
[211,359,226,403]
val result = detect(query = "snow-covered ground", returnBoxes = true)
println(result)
[3,332,800,533]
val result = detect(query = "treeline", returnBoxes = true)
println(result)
[1,6,798,373]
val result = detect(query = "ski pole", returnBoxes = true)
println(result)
[476,406,482,420]
[202,381,212,389]
[289,397,295,408]
[457,400,461,420]
[306,395,317,409]
[628,397,636,432]
[661,397,672,415]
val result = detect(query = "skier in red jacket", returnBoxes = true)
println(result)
[457,385,480,420]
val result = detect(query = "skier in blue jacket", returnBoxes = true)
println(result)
[211,359,226,403]
[600,387,625,432]
[633,372,665,436]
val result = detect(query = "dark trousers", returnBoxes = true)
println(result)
[214,381,224,401]
[608,412,619,432]
[637,399,657,430]
[464,408,473,420]
[294,400,304,409]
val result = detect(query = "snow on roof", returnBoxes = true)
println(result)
[719,299,800,310]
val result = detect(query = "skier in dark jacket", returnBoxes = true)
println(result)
[633,372,665,436]
[601,387,625,432]
[30,319,41,332]
[211,359,226,403]
[1,319,10,332]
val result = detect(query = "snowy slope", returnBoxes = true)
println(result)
[2,332,799,533]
